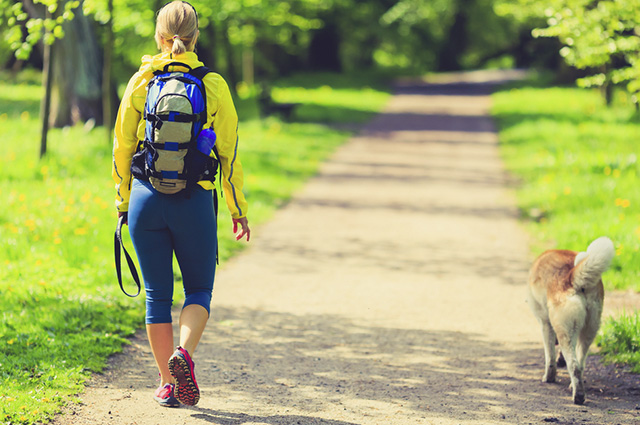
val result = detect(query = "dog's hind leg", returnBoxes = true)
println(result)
[555,339,566,368]
[557,332,585,405]
[541,320,557,383]
[576,310,602,385]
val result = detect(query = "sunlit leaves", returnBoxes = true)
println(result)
[1,0,81,59]
[497,0,640,100]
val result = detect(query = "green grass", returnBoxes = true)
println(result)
[491,82,640,373]
[492,85,640,291]
[0,71,390,424]
[598,311,640,373]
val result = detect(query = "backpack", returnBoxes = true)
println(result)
[131,62,218,194]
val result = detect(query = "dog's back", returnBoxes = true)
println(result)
[528,249,578,319]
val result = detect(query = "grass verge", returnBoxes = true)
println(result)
[491,81,640,373]
[0,71,390,424]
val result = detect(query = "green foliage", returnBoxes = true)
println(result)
[0,0,81,60]
[0,71,389,424]
[597,311,640,373]
[496,0,640,100]
[492,83,640,291]
[1,0,530,88]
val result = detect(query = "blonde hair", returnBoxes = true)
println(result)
[155,1,199,55]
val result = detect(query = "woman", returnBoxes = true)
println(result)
[112,0,250,407]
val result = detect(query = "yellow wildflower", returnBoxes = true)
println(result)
[81,192,92,203]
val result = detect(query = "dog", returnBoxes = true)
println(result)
[528,236,615,404]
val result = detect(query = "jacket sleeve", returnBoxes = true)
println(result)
[112,72,146,212]
[207,75,248,219]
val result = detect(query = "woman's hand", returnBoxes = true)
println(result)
[232,217,250,241]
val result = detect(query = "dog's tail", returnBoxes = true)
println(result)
[572,236,615,290]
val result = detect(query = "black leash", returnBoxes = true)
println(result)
[114,213,141,297]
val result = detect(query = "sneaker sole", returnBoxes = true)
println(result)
[168,355,200,406]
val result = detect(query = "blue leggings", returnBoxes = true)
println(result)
[128,179,217,324]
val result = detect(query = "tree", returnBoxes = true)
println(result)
[496,0,640,104]
[2,0,84,156]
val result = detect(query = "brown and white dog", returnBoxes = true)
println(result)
[528,236,615,405]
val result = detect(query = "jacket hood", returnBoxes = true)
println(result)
[139,52,205,74]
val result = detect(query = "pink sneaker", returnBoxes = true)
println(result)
[153,383,180,407]
[168,346,200,405]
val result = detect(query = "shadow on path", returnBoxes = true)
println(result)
[95,306,640,425]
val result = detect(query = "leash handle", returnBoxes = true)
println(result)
[115,213,141,297]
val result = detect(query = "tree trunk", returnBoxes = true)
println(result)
[197,20,217,70]
[242,47,254,86]
[436,0,471,72]
[40,12,55,158]
[308,22,341,72]
[102,0,114,138]
[50,0,103,127]
[221,23,238,89]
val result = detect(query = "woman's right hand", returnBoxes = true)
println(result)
[232,217,250,242]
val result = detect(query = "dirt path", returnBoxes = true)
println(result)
[54,71,640,425]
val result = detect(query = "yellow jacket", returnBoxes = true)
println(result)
[112,52,248,219]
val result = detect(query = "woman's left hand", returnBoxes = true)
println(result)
[232,217,250,242]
